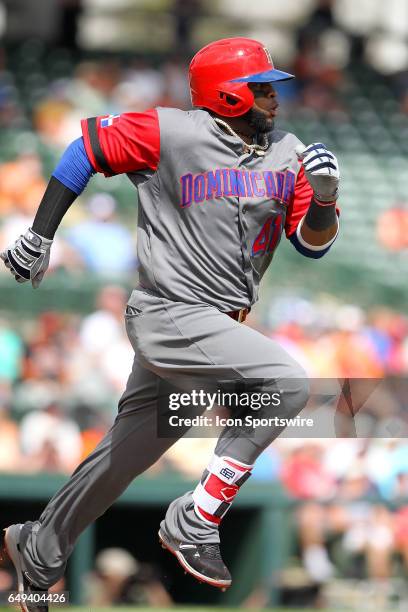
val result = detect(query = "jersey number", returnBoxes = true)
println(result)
[252,213,283,257]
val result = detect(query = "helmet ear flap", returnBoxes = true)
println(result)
[219,91,239,107]
[215,81,255,117]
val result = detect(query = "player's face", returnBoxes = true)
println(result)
[246,82,278,133]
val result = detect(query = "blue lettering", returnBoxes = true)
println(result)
[180,173,193,207]
[221,169,234,196]
[263,171,277,198]
[243,171,253,197]
[276,171,285,201]
[230,169,247,197]
[250,171,265,197]
[206,169,222,199]
[194,174,205,203]
[283,170,295,204]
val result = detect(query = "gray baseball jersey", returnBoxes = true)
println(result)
[81,107,313,311]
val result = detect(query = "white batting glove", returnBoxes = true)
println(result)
[295,143,340,204]
[0,228,53,288]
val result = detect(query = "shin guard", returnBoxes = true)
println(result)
[192,456,253,525]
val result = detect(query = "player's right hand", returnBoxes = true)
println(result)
[0,228,53,288]
[295,142,340,204]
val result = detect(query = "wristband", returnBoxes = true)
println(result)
[313,187,339,205]
[304,198,337,232]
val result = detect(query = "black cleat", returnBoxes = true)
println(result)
[158,529,231,589]
[3,524,49,612]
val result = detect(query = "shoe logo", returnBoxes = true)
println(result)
[24,570,36,585]
[220,486,236,502]
[220,467,235,480]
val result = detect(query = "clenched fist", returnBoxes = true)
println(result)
[0,228,53,288]
[296,143,340,204]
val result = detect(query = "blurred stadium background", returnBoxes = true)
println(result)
[0,0,408,609]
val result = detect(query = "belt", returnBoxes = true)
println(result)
[226,307,250,323]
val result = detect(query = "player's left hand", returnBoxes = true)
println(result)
[0,228,53,288]
[296,143,340,204]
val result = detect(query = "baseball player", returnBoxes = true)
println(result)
[1,37,340,610]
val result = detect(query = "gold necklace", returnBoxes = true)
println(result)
[214,118,269,157]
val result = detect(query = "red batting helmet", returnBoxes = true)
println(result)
[189,37,294,117]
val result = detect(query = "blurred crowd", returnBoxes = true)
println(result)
[1,288,407,596]
[2,320,408,599]
[0,1,407,298]
[0,288,408,475]
[0,285,134,474]
[0,544,174,606]
[1,1,408,142]
[0,0,407,603]
[1,1,408,137]
[263,438,408,585]
[0,0,407,285]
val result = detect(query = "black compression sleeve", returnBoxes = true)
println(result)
[32,176,78,239]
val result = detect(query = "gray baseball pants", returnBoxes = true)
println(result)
[19,288,308,588]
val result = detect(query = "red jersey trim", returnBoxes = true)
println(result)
[81,109,160,177]
[285,164,314,237]
[285,164,341,237]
